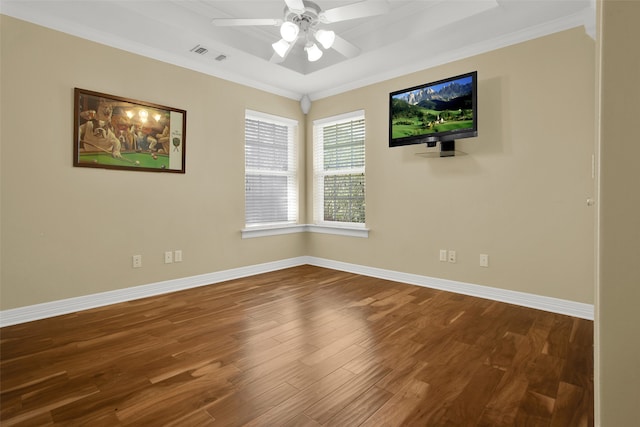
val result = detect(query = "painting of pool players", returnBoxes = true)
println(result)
[78,99,122,158]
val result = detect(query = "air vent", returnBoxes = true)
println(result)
[214,54,227,62]
[190,45,208,55]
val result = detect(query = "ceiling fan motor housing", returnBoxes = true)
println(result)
[284,0,322,33]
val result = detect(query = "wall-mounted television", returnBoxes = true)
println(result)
[389,71,477,155]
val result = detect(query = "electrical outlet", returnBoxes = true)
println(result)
[480,254,489,267]
[164,251,173,264]
[174,250,182,262]
[448,250,456,263]
[132,255,142,268]
[439,249,448,262]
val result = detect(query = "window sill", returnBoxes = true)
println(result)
[241,224,369,239]
[241,224,306,239]
[305,224,369,238]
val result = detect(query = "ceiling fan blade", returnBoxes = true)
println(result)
[320,0,390,23]
[212,18,282,26]
[331,35,361,58]
[284,0,306,14]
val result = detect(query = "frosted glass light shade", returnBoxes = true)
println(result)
[305,42,323,62]
[315,29,335,49]
[272,39,290,57]
[280,21,299,42]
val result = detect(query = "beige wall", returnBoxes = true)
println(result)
[306,28,597,304]
[0,16,306,310]
[598,1,640,425]
[1,16,596,312]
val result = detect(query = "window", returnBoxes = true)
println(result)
[245,110,297,227]
[313,110,365,226]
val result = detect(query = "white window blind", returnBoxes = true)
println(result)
[313,110,365,226]
[245,110,297,227]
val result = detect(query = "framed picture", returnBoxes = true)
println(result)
[74,88,186,173]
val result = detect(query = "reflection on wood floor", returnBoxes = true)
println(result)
[0,265,593,426]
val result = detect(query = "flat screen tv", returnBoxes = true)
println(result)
[389,71,477,153]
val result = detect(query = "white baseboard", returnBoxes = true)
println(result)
[0,257,308,328]
[305,257,594,320]
[0,256,594,327]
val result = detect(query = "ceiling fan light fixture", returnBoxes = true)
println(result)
[272,39,291,57]
[280,21,299,42]
[314,29,335,49]
[305,42,323,62]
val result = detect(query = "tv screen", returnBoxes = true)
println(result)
[389,71,477,148]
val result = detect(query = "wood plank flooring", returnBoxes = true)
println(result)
[0,265,594,426]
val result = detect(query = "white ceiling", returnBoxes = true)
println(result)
[1,0,595,100]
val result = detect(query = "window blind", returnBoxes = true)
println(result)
[313,111,365,225]
[245,111,297,226]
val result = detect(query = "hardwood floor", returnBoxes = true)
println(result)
[0,265,593,426]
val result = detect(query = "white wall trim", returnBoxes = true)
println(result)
[304,257,595,320]
[0,257,308,328]
[241,224,369,239]
[241,224,307,239]
[305,225,369,238]
[0,256,593,327]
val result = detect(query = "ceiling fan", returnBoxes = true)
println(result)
[212,0,390,63]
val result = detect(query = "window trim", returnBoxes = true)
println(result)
[313,110,366,227]
[241,223,369,239]
[244,109,298,228]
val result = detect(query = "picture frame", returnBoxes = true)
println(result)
[73,88,186,173]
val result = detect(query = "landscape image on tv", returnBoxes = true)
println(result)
[390,75,475,141]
